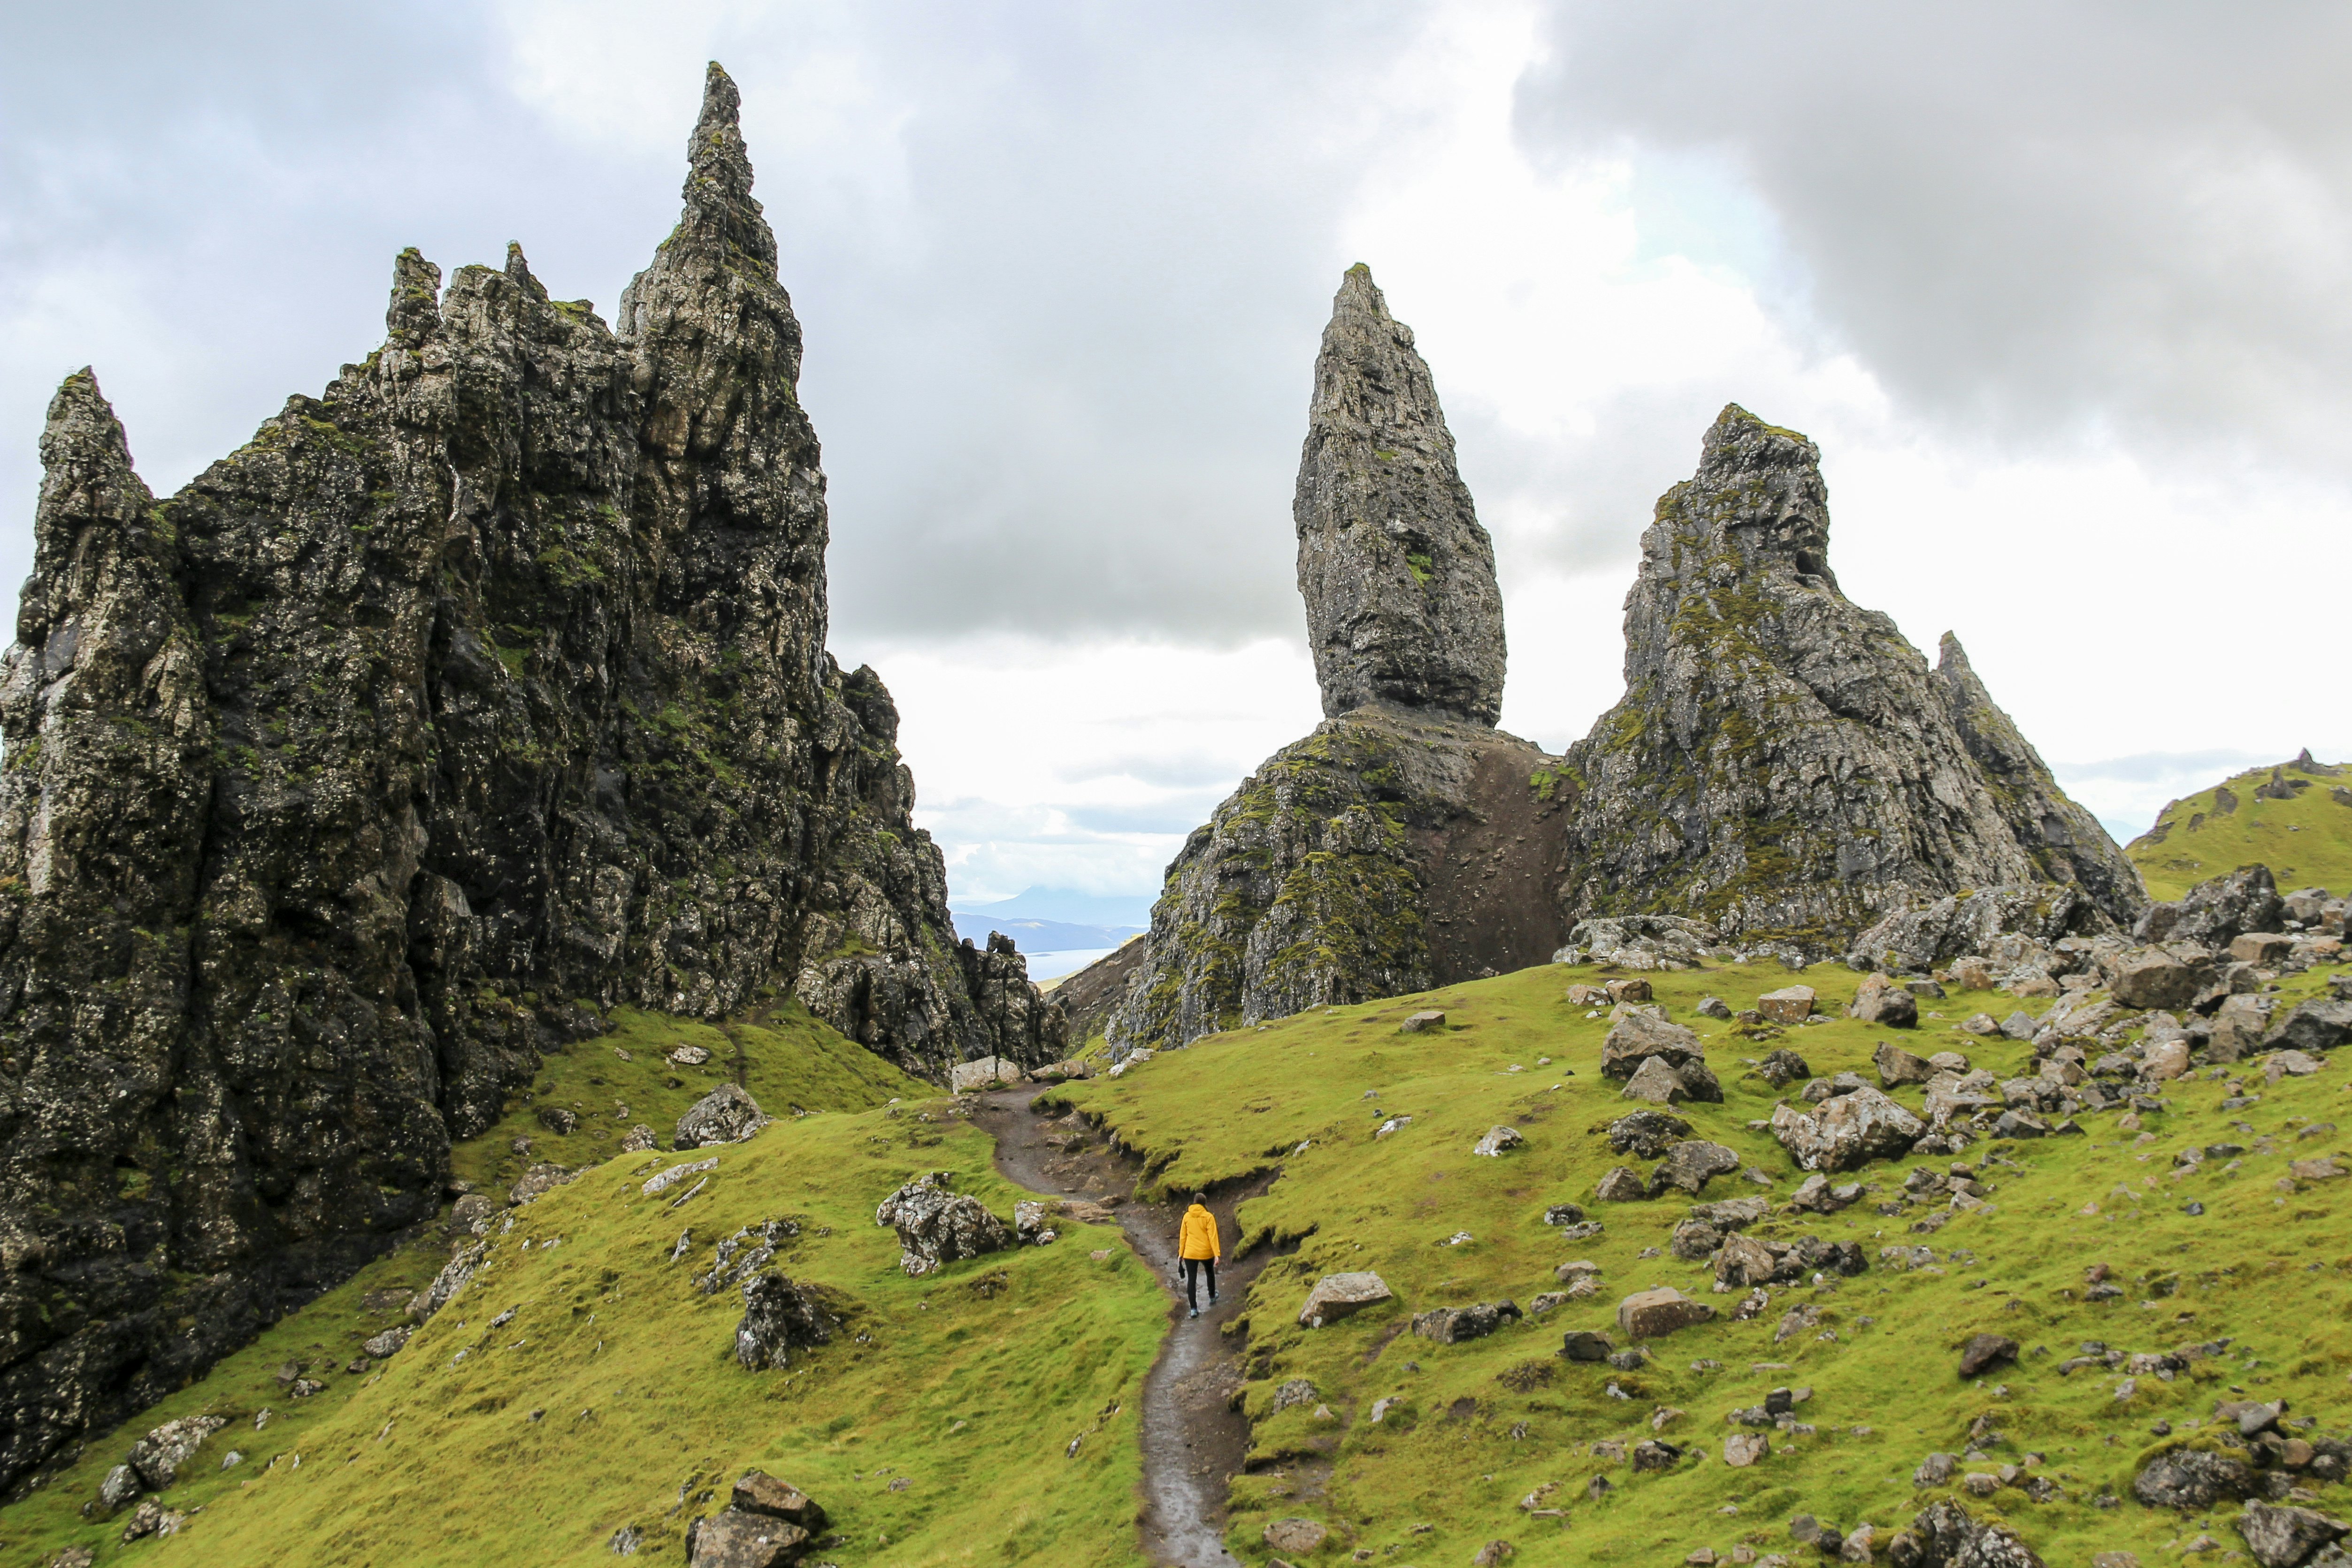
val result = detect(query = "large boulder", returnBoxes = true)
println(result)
[1648,1140,1741,1196]
[676,1083,770,1150]
[873,1173,1010,1277]
[2108,944,2217,1010]
[1606,1109,1693,1159]
[1770,1085,1924,1172]
[1848,973,1919,1027]
[948,1056,1024,1093]
[2136,864,2284,948]
[1873,1040,1934,1086]
[1618,1056,1690,1105]
[734,1274,846,1371]
[1599,1014,1722,1101]
[1299,1271,1394,1328]
[2268,999,2352,1054]
[686,1469,829,1568]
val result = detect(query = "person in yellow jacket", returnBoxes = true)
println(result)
[1178,1191,1220,1319]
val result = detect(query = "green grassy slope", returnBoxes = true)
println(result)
[1065,961,2352,1564]
[2,1017,1165,1568]
[2130,757,2352,901]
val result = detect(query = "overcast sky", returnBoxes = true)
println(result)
[6,1,2346,905]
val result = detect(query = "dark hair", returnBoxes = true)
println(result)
[1191,1190,1207,1206]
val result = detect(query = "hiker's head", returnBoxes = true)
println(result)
[1191,1191,1207,1208]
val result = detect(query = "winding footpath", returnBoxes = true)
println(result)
[971,1086,1269,1567]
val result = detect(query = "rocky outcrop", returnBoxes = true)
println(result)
[0,64,1056,1492]
[1847,883,2111,973]
[1555,405,2143,956]
[873,1173,1010,1277]
[1105,704,1569,1048]
[1295,265,1505,727]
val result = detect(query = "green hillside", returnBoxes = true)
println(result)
[1064,960,2352,1563]
[2130,755,2352,901]
[1,1015,1164,1568]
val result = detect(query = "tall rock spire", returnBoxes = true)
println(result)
[1559,403,2143,949]
[1294,264,1505,727]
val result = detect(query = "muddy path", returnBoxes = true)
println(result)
[970,1085,1273,1568]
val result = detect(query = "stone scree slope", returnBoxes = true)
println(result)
[1107,268,1565,1050]
[1555,404,2144,951]
[0,64,1059,1492]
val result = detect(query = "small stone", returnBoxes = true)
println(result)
[1471,1124,1526,1156]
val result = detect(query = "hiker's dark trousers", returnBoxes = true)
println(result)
[1183,1257,1216,1308]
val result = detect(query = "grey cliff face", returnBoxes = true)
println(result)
[1295,265,1505,727]
[0,63,1057,1492]
[1558,404,2144,950]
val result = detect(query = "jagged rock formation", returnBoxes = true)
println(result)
[1555,405,2144,953]
[1295,265,1505,727]
[1105,272,1558,1049]
[0,64,1056,1492]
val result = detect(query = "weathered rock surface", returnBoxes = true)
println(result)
[1554,405,2142,956]
[1410,1300,1520,1344]
[2137,864,2284,948]
[1770,1085,1924,1172]
[0,64,1061,1490]
[1103,703,1570,1048]
[733,1274,845,1371]
[1298,1271,1393,1328]
[1294,264,1505,727]
[873,1173,1008,1277]
[1888,1499,2045,1567]
[2133,1446,2257,1509]
[685,1469,827,1567]
[2236,1501,2349,1568]
[676,1084,770,1150]
[1617,1286,1714,1339]
[1599,1013,1723,1101]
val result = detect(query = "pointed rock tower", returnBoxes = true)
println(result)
[1295,265,1507,725]
[0,64,1061,1491]
[1557,404,2143,951]
[1105,269,1567,1050]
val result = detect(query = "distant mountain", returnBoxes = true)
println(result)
[951,886,1155,945]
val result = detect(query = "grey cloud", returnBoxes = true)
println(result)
[1517,1,2352,476]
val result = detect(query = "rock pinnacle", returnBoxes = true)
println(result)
[1293,264,1505,727]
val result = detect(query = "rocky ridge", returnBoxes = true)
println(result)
[0,64,1058,1492]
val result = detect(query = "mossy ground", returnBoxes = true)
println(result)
[1067,960,2352,1563]
[2130,758,2352,901]
[1,1016,1165,1568]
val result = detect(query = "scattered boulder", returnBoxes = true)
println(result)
[1299,1271,1393,1328]
[510,1163,580,1206]
[1596,1166,1648,1203]
[1630,1438,1680,1473]
[1607,1109,1693,1159]
[1399,1010,1447,1033]
[2132,1446,2257,1510]
[1885,1499,2045,1567]
[685,1469,829,1566]
[668,1043,714,1067]
[1849,885,2110,975]
[1649,1140,1741,1196]
[1559,1330,1614,1362]
[124,1415,228,1492]
[1849,974,1919,1027]
[677,1083,770,1149]
[619,1123,658,1153]
[408,1239,491,1323]
[1724,1432,1769,1467]
[873,1173,1010,1277]
[2236,1502,2349,1568]
[1412,1300,1522,1344]
[98,1465,141,1510]
[1873,1040,1934,1087]
[1619,1055,1691,1104]
[1264,1518,1330,1555]
[1770,1085,1924,1172]
[734,1275,846,1371]
[1605,977,1654,1004]
[1956,1333,2017,1378]
[2109,944,2217,1010]
[1696,995,1732,1020]
[948,1056,1024,1093]
[1561,915,1721,970]
[361,1325,411,1359]
[1616,1287,1714,1339]
[644,1156,720,1196]
[1787,1174,1861,1214]
[1756,1048,1812,1087]
[1472,1125,1527,1156]
[1600,1014,1722,1101]
[1757,986,1816,1025]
